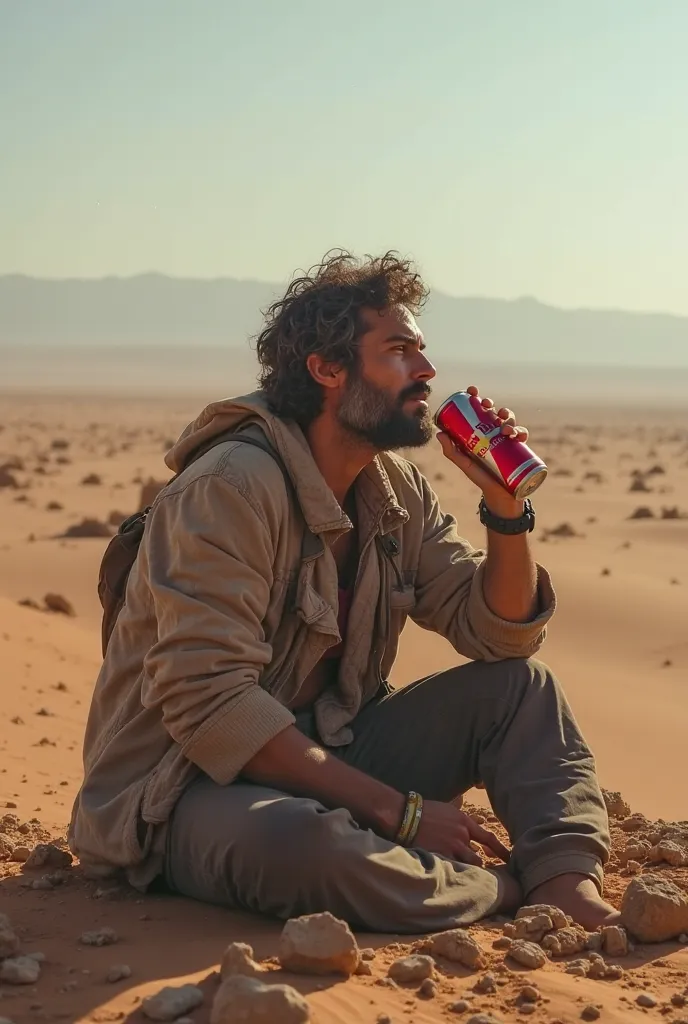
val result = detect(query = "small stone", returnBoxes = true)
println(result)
[220,942,265,979]
[376,1016,392,1024]
[142,984,204,1021]
[449,999,473,1013]
[508,940,548,969]
[80,927,119,946]
[604,964,625,980]
[492,936,512,950]
[24,842,72,870]
[620,873,688,942]
[0,914,20,958]
[474,972,497,994]
[31,876,55,890]
[620,813,649,832]
[10,845,30,862]
[388,954,434,984]
[601,925,628,957]
[566,961,590,977]
[0,835,13,860]
[520,985,540,1003]
[418,977,437,999]
[0,956,41,985]
[106,964,132,983]
[515,903,568,930]
[636,993,658,1008]
[618,840,651,865]
[279,912,359,976]
[585,931,603,952]
[648,840,687,867]
[465,1015,504,1024]
[542,925,587,957]
[211,975,310,1023]
[518,1007,536,1017]
[25,951,46,962]
[679,933,688,943]
[431,928,485,968]
[581,1007,601,1022]
[671,993,687,1007]
[354,960,372,975]
[625,859,642,875]
[361,947,376,960]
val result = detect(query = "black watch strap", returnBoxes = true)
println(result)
[478,497,535,535]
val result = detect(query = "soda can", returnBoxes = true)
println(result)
[434,390,547,499]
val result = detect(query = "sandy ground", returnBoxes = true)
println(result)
[0,390,687,1024]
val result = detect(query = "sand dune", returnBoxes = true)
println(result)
[0,390,687,1023]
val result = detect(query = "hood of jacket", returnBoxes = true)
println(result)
[165,390,410,539]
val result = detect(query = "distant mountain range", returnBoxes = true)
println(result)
[2,273,688,369]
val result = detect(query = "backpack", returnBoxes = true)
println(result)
[97,430,292,656]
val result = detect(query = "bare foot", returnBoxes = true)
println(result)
[524,873,620,930]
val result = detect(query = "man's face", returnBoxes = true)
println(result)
[336,305,436,450]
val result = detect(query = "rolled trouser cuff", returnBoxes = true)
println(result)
[521,852,604,898]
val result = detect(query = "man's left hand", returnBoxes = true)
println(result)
[436,385,529,518]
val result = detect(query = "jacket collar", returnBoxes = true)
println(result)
[165,391,409,539]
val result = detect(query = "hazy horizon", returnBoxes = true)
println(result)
[5,3,688,316]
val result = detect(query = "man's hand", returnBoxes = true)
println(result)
[414,799,511,866]
[436,385,529,518]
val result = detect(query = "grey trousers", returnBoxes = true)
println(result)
[164,658,610,933]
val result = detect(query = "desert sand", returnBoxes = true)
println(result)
[1,389,687,1024]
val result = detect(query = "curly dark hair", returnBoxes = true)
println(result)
[255,250,428,426]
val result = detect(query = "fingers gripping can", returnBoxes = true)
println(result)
[434,391,547,499]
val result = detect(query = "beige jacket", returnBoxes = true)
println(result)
[69,392,556,886]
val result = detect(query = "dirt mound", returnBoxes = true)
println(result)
[61,517,113,539]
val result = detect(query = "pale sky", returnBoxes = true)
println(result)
[3,1,688,314]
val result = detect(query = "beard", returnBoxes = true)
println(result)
[336,370,433,451]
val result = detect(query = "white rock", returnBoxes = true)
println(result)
[388,954,434,983]
[80,926,119,946]
[211,975,311,1023]
[515,904,568,930]
[621,873,688,942]
[142,984,204,1021]
[0,914,20,959]
[279,912,359,976]
[507,940,547,969]
[541,925,587,957]
[601,925,628,957]
[431,928,485,968]
[220,942,265,979]
[106,964,132,983]
[0,956,41,985]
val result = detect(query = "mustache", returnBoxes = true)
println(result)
[399,384,432,403]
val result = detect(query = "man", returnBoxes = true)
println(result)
[70,251,618,932]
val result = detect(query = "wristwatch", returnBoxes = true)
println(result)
[478,496,535,535]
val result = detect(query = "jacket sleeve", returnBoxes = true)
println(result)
[410,474,556,661]
[140,472,295,785]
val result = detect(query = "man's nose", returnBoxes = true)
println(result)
[414,353,436,382]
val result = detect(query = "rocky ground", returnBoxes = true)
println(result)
[1,393,687,1022]
[1,793,688,1023]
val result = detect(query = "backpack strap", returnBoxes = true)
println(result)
[118,429,318,563]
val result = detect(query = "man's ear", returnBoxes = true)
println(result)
[306,353,346,391]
